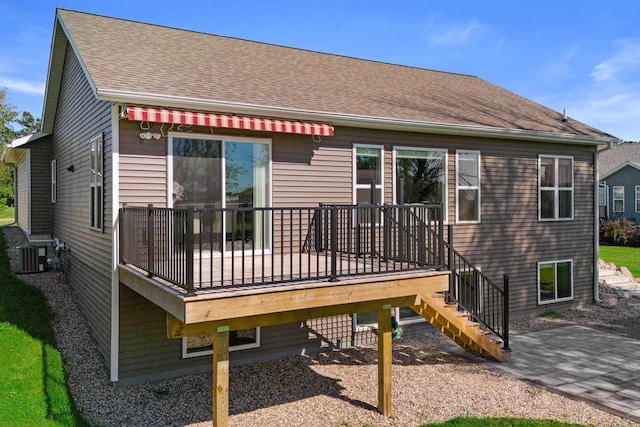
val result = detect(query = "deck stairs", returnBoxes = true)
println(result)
[412,292,511,362]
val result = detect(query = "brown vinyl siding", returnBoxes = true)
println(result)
[51,44,114,369]
[16,153,29,233]
[119,120,168,207]
[273,127,596,319]
[272,133,353,206]
[118,284,321,384]
[116,123,596,382]
[28,138,53,236]
[117,127,339,382]
[450,142,595,318]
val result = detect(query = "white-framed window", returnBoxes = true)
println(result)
[354,311,378,330]
[354,145,384,205]
[51,159,57,203]
[613,186,624,213]
[357,307,425,330]
[393,147,447,220]
[539,155,573,221]
[636,186,640,212]
[353,145,384,226]
[538,260,573,304]
[456,150,480,223]
[182,328,260,358]
[90,134,103,230]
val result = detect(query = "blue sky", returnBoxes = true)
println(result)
[1,1,639,140]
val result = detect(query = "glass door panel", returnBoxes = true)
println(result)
[173,138,223,253]
[224,141,270,252]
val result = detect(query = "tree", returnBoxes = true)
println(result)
[0,88,42,208]
[16,111,41,136]
[0,88,19,145]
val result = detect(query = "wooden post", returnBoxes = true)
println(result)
[377,304,392,416]
[212,325,230,427]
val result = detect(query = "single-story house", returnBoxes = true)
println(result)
[599,142,640,222]
[3,9,619,423]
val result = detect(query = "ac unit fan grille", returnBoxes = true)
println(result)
[17,246,47,274]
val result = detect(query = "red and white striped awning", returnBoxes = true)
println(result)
[125,106,334,137]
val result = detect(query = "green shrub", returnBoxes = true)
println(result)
[600,218,640,247]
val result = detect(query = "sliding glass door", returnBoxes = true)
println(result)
[171,135,270,254]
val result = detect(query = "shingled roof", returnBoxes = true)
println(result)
[599,142,640,177]
[44,9,617,143]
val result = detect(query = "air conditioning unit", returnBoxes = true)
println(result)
[16,246,47,274]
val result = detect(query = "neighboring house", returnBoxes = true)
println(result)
[3,9,619,423]
[599,142,640,222]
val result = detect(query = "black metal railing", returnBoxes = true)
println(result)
[444,226,509,351]
[119,204,445,294]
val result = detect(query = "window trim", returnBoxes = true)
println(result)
[392,146,448,222]
[353,144,384,206]
[613,185,625,213]
[89,133,103,231]
[538,155,574,221]
[181,327,261,358]
[537,259,574,305]
[636,186,640,213]
[456,150,481,224]
[51,159,57,203]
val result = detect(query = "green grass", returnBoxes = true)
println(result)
[0,227,86,426]
[422,416,586,426]
[600,245,640,278]
[0,205,15,217]
[0,206,14,225]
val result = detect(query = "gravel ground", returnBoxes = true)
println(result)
[3,225,637,427]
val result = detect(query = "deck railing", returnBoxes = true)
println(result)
[119,204,445,294]
[445,226,510,351]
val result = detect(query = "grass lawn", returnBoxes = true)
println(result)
[423,417,586,426]
[0,206,15,226]
[600,245,640,278]
[0,228,86,426]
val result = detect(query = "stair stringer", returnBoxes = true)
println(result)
[413,293,511,362]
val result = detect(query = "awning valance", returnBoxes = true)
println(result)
[125,106,334,137]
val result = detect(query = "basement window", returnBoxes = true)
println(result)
[538,260,573,304]
[182,328,260,358]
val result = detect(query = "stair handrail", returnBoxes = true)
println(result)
[443,235,510,351]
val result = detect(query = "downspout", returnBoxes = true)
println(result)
[594,140,615,304]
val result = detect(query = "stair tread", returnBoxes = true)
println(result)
[416,293,509,362]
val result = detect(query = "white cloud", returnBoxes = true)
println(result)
[0,75,45,95]
[542,45,581,79]
[569,82,640,141]
[556,39,640,141]
[423,16,485,47]
[591,39,640,82]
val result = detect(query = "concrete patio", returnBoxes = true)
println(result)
[487,324,640,424]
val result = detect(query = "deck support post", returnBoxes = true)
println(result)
[212,325,230,427]
[377,304,393,416]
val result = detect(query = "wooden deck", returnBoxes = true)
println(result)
[119,250,449,322]
[187,250,430,289]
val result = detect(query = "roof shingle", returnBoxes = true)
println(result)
[599,142,640,176]
[56,9,614,139]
